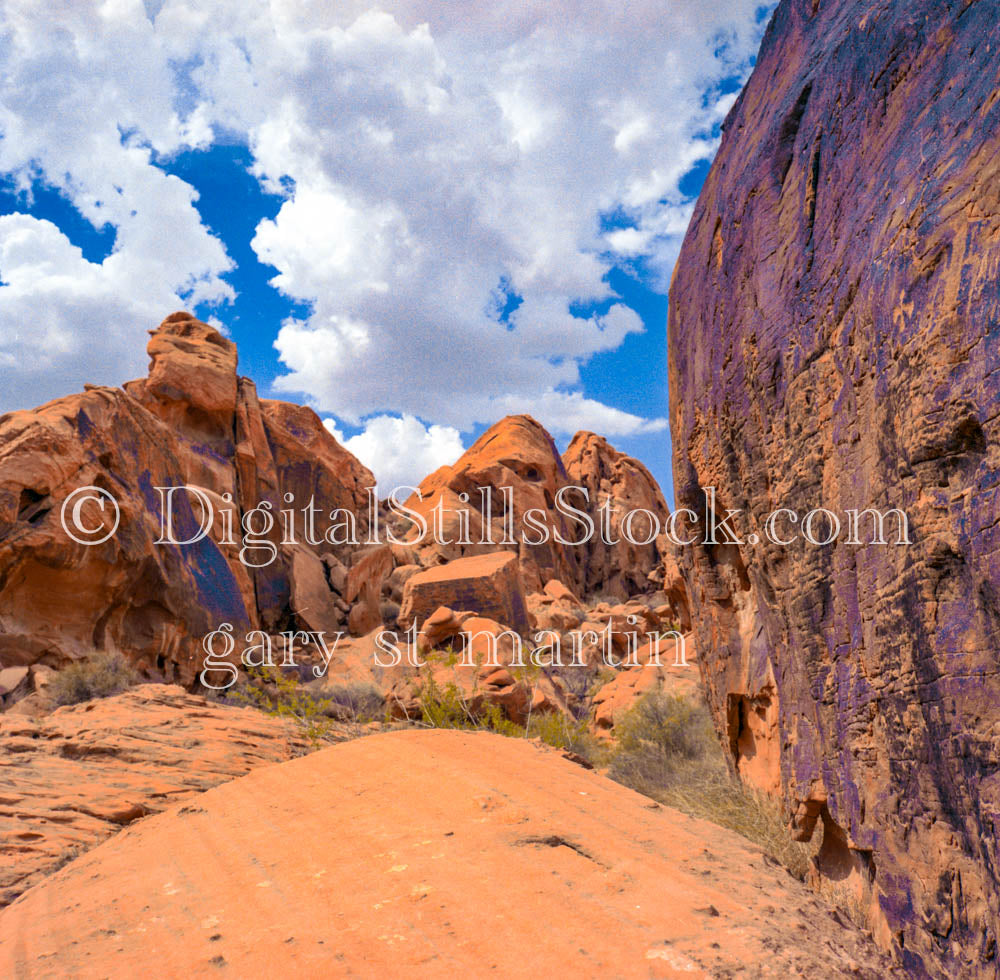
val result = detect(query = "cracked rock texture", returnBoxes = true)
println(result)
[668,1,1000,976]
[0,684,306,908]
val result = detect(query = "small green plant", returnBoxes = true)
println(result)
[234,666,338,747]
[526,710,605,764]
[49,651,139,706]
[613,691,714,769]
[414,660,606,767]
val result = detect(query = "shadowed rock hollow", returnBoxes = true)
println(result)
[668,0,1000,975]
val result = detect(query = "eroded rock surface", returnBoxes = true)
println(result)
[0,684,306,907]
[0,729,901,978]
[562,431,671,599]
[0,312,374,683]
[405,416,671,600]
[668,1,1000,974]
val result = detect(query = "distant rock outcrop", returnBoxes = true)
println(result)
[668,0,1000,974]
[562,431,671,598]
[405,415,671,600]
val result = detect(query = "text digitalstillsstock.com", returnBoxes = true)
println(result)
[60,483,913,563]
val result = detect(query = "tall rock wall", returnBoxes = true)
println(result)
[668,1,1000,975]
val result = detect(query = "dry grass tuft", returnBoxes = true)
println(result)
[48,652,139,706]
[607,691,818,880]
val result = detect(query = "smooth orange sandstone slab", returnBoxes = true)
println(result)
[0,729,898,978]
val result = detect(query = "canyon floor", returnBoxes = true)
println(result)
[0,708,900,979]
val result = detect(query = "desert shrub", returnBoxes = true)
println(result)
[379,599,400,627]
[415,667,607,767]
[325,681,384,722]
[416,673,469,729]
[526,710,606,765]
[49,651,139,706]
[234,667,338,747]
[608,690,817,880]
[611,691,715,786]
[50,845,83,872]
[417,673,520,736]
[555,666,595,714]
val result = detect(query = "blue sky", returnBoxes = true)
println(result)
[0,2,773,502]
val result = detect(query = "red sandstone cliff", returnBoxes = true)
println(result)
[0,313,674,690]
[668,1,1000,975]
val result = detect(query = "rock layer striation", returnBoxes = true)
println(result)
[668,1,1000,975]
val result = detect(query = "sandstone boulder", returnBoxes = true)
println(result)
[398,552,530,636]
[289,547,344,636]
[345,544,393,635]
[526,591,584,633]
[542,578,582,605]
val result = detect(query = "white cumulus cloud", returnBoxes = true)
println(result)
[0,0,770,438]
[323,414,465,493]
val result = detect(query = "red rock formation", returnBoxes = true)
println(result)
[668,1,1000,974]
[562,431,671,598]
[405,415,670,600]
[0,313,374,683]
[0,729,901,978]
[404,415,586,593]
[345,544,393,635]
[591,635,698,733]
[398,551,530,635]
[0,684,306,907]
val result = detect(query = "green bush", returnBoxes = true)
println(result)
[614,691,714,765]
[417,672,520,736]
[415,668,607,766]
[234,667,339,747]
[49,651,139,706]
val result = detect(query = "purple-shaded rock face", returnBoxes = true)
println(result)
[0,313,377,684]
[668,1,1000,975]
